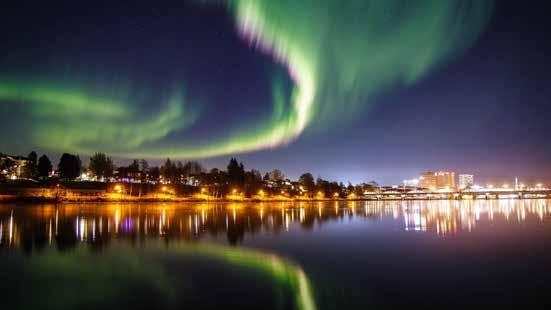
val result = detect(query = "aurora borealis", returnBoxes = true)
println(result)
[1,1,492,157]
[1,0,550,183]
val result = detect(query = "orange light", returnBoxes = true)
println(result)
[258,190,264,196]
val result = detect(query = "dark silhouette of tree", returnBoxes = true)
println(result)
[149,166,161,182]
[244,169,263,196]
[176,161,185,183]
[198,168,229,197]
[299,173,315,196]
[227,158,245,189]
[21,151,38,179]
[183,161,204,176]
[139,159,149,173]
[161,158,176,183]
[269,169,285,182]
[88,153,115,179]
[128,159,140,174]
[139,159,149,182]
[58,153,81,180]
[267,169,285,191]
[27,151,37,165]
[37,155,52,179]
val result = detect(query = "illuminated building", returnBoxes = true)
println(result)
[458,174,474,189]
[403,178,419,187]
[420,171,456,190]
[0,154,31,179]
[435,171,456,190]
[419,172,437,190]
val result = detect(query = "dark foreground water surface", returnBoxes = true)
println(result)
[1,200,550,309]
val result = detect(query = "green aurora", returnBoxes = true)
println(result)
[0,1,493,158]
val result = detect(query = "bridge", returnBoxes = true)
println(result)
[361,189,551,200]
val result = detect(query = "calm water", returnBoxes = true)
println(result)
[1,200,551,309]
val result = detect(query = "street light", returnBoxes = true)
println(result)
[114,184,123,200]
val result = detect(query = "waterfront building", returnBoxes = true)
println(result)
[458,174,474,189]
[435,171,456,190]
[419,172,437,191]
[419,171,456,190]
[403,178,419,187]
[0,154,31,179]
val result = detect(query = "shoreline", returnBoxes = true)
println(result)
[0,195,548,204]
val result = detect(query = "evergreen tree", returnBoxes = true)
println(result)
[58,153,81,180]
[88,153,115,180]
[37,155,52,179]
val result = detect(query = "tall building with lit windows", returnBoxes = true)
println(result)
[458,174,474,189]
[435,171,456,190]
[419,171,456,190]
[419,172,437,190]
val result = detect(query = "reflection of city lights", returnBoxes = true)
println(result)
[9,211,13,245]
[2,200,551,250]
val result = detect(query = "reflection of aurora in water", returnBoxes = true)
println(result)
[0,240,315,310]
[1,200,551,309]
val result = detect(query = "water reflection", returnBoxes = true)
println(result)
[1,200,549,252]
[2,200,551,310]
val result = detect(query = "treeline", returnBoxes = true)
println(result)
[2,151,377,198]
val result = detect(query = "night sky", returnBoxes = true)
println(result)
[1,0,549,185]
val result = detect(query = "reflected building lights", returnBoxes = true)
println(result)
[48,219,52,244]
[0,200,550,249]
[9,210,13,245]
